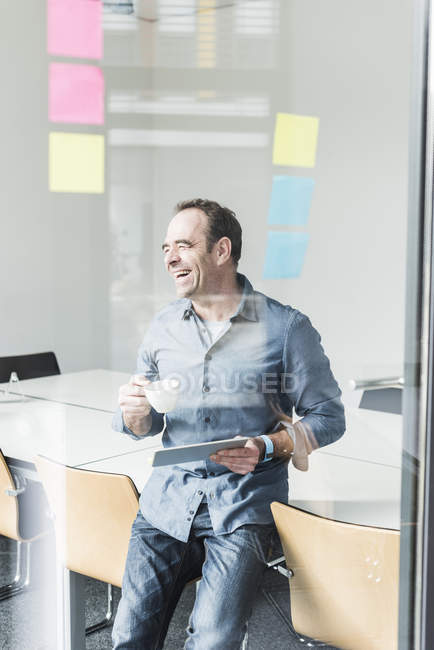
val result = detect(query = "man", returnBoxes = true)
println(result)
[112,199,345,649]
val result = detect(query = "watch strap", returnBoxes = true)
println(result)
[258,434,274,462]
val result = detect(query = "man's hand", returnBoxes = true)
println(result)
[209,426,295,474]
[119,375,153,436]
[210,438,265,475]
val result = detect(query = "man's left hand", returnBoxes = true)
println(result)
[210,438,265,475]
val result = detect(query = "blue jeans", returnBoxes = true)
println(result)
[112,501,275,649]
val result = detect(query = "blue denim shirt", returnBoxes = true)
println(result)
[113,274,345,542]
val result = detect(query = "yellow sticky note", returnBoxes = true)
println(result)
[49,132,105,193]
[272,112,319,168]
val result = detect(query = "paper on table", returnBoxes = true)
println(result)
[49,63,104,125]
[47,0,102,60]
[49,132,105,194]
[272,112,319,168]
[268,176,315,226]
[263,231,309,279]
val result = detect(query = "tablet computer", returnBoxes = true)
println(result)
[151,437,249,467]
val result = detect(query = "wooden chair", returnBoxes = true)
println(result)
[270,501,400,650]
[0,351,60,599]
[0,450,49,600]
[35,455,139,635]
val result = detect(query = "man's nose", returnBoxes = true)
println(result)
[167,248,181,266]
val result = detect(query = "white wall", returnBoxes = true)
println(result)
[0,1,109,372]
[0,0,413,393]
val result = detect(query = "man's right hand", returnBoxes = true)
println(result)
[119,375,153,436]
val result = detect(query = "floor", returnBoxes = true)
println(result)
[0,534,339,650]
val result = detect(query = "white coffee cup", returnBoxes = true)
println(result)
[144,378,180,413]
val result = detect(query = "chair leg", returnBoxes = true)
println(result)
[0,541,31,601]
[85,583,114,635]
[261,588,328,646]
[261,586,295,633]
[241,623,249,649]
[296,637,328,647]
[22,541,31,589]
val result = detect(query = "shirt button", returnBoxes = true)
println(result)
[209,493,214,499]
[197,490,203,495]
[203,385,210,393]
[189,510,194,515]
[205,353,212,361]
[204,416,210,423]
[187,517,191,521]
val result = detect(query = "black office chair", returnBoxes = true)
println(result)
[0,351,60,383]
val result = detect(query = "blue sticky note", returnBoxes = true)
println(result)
[268,176,314,226]
[263,231,309,279]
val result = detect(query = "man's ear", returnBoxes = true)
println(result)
[215,237,232,265]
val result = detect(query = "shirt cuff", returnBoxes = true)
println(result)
[278,420,296,450]
[276,419,317,472]
[112,407,165,439]
[290,420,318,472]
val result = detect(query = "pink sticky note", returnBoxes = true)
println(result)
[47,0,102,60]
[49,63,104,125]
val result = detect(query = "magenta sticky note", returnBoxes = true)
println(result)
[49,63,104,125]
[47,0,102,60]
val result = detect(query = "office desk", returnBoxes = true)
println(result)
[0,368,128,413]
[1,369,402,530]
[0,370,163,474]
[0,398,161,467]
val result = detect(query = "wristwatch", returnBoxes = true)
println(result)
[258,434,274,462]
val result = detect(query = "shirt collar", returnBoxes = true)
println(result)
[231,273,258,321]
[181,273,258,322]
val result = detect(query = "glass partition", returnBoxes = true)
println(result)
[0,1,432,648]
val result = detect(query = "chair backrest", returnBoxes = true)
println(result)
[35,456,139,588]
[271,501,400,650]
[0,352,60,382]
[0,450,20,541]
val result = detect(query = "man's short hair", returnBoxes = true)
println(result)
[174,198,242,266]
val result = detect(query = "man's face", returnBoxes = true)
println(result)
[162,208,214,299]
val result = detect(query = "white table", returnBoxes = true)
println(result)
[0,369,403,528]
[83,447,155,491]
[0,369,404,649]
[84,445,401,531]
[0,369,128,413]
[0,398,162,467]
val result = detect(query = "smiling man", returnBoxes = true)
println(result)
[112,199,345,649]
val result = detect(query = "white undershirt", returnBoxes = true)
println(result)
[203,320,229,345]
